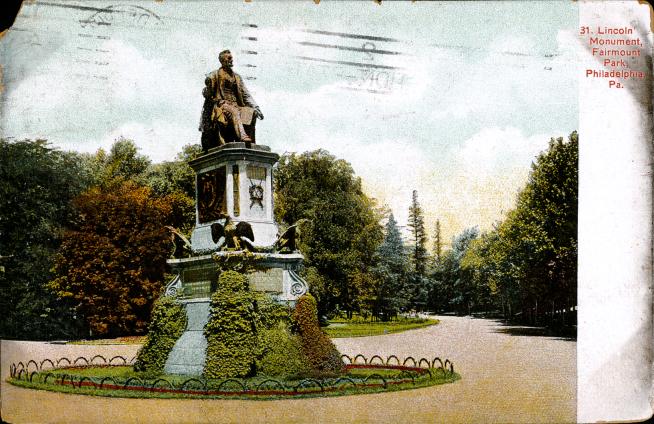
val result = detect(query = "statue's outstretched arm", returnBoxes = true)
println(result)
[239,76,259,110]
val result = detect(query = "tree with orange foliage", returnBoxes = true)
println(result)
[49,181,176,337]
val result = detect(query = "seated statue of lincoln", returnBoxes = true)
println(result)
[199,49,264,150]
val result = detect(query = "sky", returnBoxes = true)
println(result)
[0,0,579,245]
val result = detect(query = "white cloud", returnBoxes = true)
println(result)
[457,126,549,177]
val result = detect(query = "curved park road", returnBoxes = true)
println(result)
[1,316,575,423]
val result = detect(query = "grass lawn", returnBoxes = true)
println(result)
[66,318,440,344]
[324,317,439,338]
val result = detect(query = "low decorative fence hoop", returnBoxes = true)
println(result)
[180,378,207,392]
[369,355,384,365]
[294,378,324,392]
[386,355,401,365]
[216,378,245,392]
[150,378,175,391]
[256,378,286,392]
[40,359,55,370]
[353,354,367,365]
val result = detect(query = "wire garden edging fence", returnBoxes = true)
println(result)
[8,354,457,398]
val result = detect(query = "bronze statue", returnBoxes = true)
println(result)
[199,50,264,151]
[274,219,309,253]
[211,214,256,251]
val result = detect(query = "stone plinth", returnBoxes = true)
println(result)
[160,143,310,376]
[188,143,279,252]
[166,252,308,303]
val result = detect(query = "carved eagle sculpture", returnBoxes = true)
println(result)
[211,214,256,251]
[274,218,310,253]
[165,226,193,258]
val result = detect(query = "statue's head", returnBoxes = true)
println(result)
[219,50,233,69]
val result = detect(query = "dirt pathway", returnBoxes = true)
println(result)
[1,316,575,423]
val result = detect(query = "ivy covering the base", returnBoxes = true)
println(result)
[204,271,260,378]
[133,296,187,374]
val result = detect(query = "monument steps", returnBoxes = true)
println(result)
[164,301,211,376]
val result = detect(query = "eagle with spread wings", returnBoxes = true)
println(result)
[274,218,309,253]
[211,214,256,251]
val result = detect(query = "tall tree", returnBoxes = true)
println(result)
[0,139,94,339]
[371,213,409,320]
[406,190,429,310]
[48,182,176,337]
[140,143,199,234]
[448,227,479,315]
[459,132,578,325]
[274,150,383,318]
[103,137,151,182]
[408,190,428,276]
[141,143,201,200]
[432,220,442,265]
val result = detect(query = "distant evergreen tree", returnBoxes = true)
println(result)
[407,190,429,310]
[372,213,409,320]
[432,220,442,266]
[408,190,428,275]
[427,219,443,312]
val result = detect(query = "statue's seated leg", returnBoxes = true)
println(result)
[201,128,222,152]
[218,121,237,143]
[244,116,257,144]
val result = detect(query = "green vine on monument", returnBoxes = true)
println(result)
[133,296,187,375]
[204,270,260,378]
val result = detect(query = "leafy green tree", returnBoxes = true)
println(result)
[274,150,383,318]
[0,139,94,339]
[140,144,198,234]
[438,227,479,315]
[48,182,175,336]
[141,143,201,199]
[459,132,578,325]
[103,137,151,182]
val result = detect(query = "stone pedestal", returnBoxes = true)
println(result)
[161,143,309,376]
[188,143,279,252]
[165,252,308,303]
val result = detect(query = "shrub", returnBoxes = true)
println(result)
[257,322,311,377]
[133,296,186,374]
[204,271,260,379]
[292,293,345,376]
[255,292,292,330]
